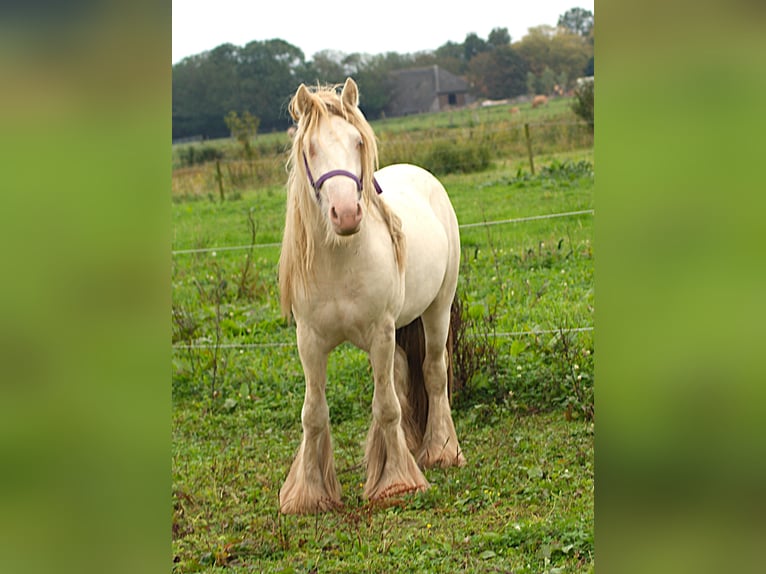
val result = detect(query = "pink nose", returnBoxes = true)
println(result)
[330,202,362,235]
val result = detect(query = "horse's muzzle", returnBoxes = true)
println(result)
[329,201,362,235]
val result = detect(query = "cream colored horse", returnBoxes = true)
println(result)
[278,78,464,514]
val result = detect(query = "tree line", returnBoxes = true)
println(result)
[172,7,593,141]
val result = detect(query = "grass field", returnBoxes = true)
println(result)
[172,101,594,572]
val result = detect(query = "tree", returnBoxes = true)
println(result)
[172,55,209,139]
[432,41,466,75]
[548,32,591,87]
[540,67,557,95]
[467,46,528,99]
[344,52,408,119]
[558,7,594,37]
[435,41,463,60]
[463,32,488,61]
[308,50,347,84]
[172,39,310,139]
[526,71,537,97]
[514,26,556,76]
[238,39,307,131]
[172,44,241,140]
[487,27,511,48]
[514,26,592,92]
[571,77,594,130]
[206,43,241,115]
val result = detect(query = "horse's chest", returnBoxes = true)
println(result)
[321,258,398,309]
[296,246,402,335]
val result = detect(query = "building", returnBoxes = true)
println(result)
[386,65,474,117]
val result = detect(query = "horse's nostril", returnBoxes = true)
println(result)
[330,206,339,221]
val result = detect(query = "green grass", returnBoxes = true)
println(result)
[173,407,593,573]
[172,106,594,571]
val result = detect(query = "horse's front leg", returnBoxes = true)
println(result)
[279,324,341,514]
[365,321,428,500]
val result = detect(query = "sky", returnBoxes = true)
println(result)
[172,0,594,64]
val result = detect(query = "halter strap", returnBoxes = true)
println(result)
[303,152,383,200]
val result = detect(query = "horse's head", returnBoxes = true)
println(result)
[289,78,375,237]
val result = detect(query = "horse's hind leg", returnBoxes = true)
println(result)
[279,324,341,514]
[365,321,428,500]
[418,301,466,468]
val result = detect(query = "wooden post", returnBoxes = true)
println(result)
[215,160,225,202]
[524,123,535,175]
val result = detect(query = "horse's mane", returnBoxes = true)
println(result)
[278,83,405,318]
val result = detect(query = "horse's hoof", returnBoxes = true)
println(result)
[369,481,428,502]
[279,494,343,515]
[418,449,466,469]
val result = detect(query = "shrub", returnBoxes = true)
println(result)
[422,139,491,175]
[450,292,499,404]
[571,77,594,130]
[178,144,224,167]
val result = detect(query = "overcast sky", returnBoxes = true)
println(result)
[172,0,594,64]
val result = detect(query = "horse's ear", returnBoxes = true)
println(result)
[341,77,359,110]
[290,83,312,121]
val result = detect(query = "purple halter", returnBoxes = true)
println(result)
[303,152,383,201]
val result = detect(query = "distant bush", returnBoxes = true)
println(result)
[178,144,225,167]
[571,77,594,130]
[422,139,491,175]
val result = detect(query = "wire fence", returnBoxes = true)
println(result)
[171,209,594,256]
[171,208,594,352]
[171,326,594,351]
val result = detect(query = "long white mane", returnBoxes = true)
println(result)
[278,84,405,317]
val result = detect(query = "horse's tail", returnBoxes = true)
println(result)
[394,301,456,454]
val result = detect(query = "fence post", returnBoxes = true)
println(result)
[524,123,535,175]
[215,160,225,202]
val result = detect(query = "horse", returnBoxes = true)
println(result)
[277,78,465,515]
